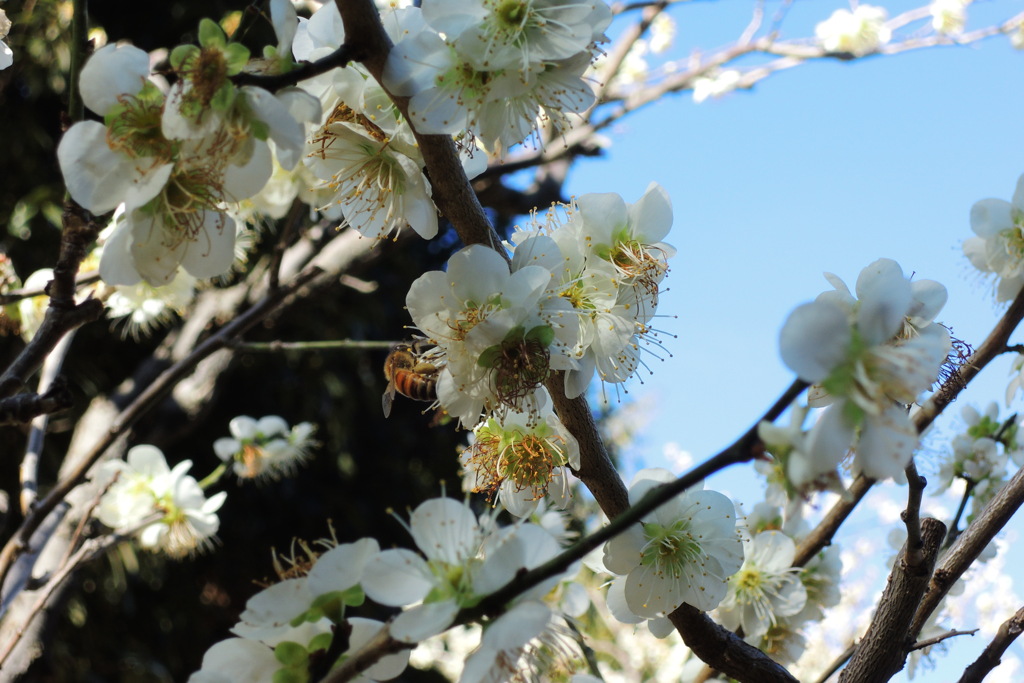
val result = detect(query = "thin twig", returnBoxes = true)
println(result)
[958,608,1024,683]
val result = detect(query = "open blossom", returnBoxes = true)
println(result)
[93,445,227,558]
[406,245,578,427]
[603,469,743,618]
[383,1,609,152]
[461,389,580,517]
[716,531,807,639]
[815,5,891,56]
[692,69,742,103]
[778,258,950,483]
[509,182,674,398]
[360,498,567,643]
[963,173,1024,302]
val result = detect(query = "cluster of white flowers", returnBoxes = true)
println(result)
[92,445,227,558]
[190,537,410,682]
[963,173,1024,302]
[213,415,317,482]
[191,496,585,681]
[771,258,950,486]
[57,18,320,287]
[814,5,891,56]
[384,0,611,153]
[714,503,842,665]
[934,403,1024,515]
[602,469,744,628]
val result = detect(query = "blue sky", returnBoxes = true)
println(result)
[562,1,1024,680]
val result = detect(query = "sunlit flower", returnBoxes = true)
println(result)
[461,390,580,517]
[603,468,743,617]
[963,173,1024,302]
[716,531,807,638]
[779,258,950,482]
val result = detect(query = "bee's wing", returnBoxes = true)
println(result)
[382,380,396,418]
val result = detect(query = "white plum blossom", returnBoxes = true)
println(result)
[57,44,174,216]
[716,531,807,639]
[692,69,742,103]
[509,182,674,398]
[105,263,197,337]
[360,498,567,643]
[93,445,227,558]
[815,5,891,56]
[406,244,578,427]
[603,469,743,618]
[1008,353,1024,406]
[460,602,579,683]
[963,173,1024,302]
[778,258,950,483]
[930,0,970,34]
[213,415,317,482]
[461,389,580,517]
[383,0,608,152]
[192,538,408,682]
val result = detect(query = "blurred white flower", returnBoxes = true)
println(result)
[815,5,891,56]
[213,415,317,481]
[94,445,227,558]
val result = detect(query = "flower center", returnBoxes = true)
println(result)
[640,519,703,577]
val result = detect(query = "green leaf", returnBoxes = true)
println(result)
[249,119,270,142]
[274,641,308,667]
[308,632,333,654]
[340,584,366,607]
[198,18,227,49]
[272,669,307,683]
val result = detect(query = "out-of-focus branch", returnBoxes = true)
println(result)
[18,332,75,516]
[838,517,945,682]
[958,607,1024,683]
[0,265,324,591]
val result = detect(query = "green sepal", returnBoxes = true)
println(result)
[307,591,346,623]
[272,668,307,683]
[249,118,270,142]
[170,44,200,71]
[478,344,503,368]
[308,632,334,654]
[340,584,366,607]
[525,324,554,346]
[198,18,227,49]
[224,42,252,75]
[274,640,308,667]
[210,81,236,113]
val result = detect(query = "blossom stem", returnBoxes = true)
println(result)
[197,463,229,491]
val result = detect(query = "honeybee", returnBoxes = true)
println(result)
[382,341,440,417]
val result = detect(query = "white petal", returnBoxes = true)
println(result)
[306,538,380,597]
[409,497,480,564]
[360,548,434,607]
[180,212,237,280]
[390,599,460,642]
[779,301,851,383]
[80,43,151,115]
[855,258,912,345]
